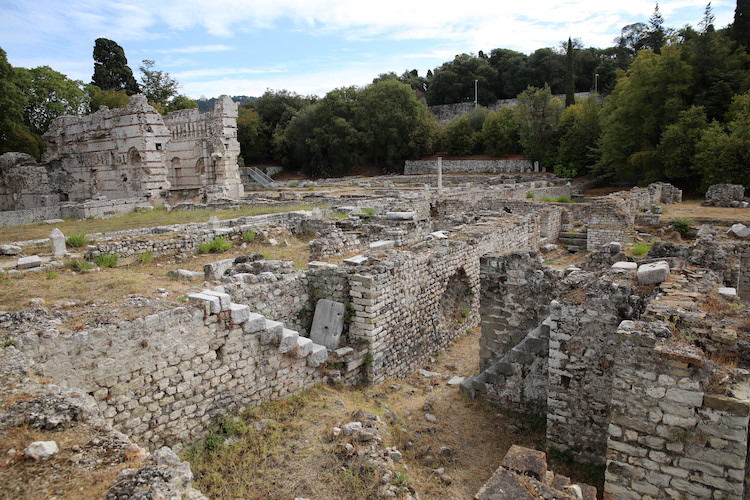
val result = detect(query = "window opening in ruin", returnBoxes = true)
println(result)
[561,375,571,389]
[215,344,225,361]
[155,143,162,150]
[438,268,474,330]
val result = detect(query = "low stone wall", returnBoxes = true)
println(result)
[0,198,152,228]
[691,226,750,301]
[404,159,535,175]
[606,320,750,499]
[586,198,637,251]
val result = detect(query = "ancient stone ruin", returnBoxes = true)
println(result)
[1,166,750,498]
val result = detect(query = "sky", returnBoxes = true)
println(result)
[0,0,738,99]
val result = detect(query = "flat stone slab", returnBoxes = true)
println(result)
[718,287,738,299]
[728,223,750,239]
[310,299,345,350]
[187,293,221,315]
[203,290,231,311]
[385,211,416,220]
[430,231,448,239]
[612,261,637,270]
[369,240,395,250]
[167,269,204,279]
[204,258,234,280]
[17,255,42,269]
[229,303,252,324]
[43,219,65,224]
[0,244,22,256]
[447,376,465,386]
[475,467,535,500]
[296,336,314,357]
[500,445,547,480]
[637,261,670,285]
[343,255,368,266]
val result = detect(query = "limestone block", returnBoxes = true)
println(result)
[369,240,395,250]
[500,445,547,480]
[430,231,449,239]
[49,228,66,257]
[307,344,328,367]
[24,441,59,460]
[311,207,323,220]
[728,224,750,239]
[296,336,313,357]
[203,258,234,280]
[228,303,251,324]
[310,299,345,350]
[242,313,266,334]
[0,244,22,256]
[343,255,368,266]
[278,329,299,354]
[612,262,637,270]
[385,211,416,220]
[167,269,204,280]
[262,319,283,344]
[718,287,737,299]
[637,261,670,285]
[187,293,221,315]
[17,255,42,269]
[203,290,231,311]
[207,216,220,229]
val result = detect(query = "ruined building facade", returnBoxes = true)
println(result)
[1,94,243,215]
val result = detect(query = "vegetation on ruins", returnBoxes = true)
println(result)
[91,38,140,95]
[198,236,232,254]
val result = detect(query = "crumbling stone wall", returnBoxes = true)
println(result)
[586,198,637,250]
[546,273,644,464]
[691,225,750,300]
[404,158,535,175]
[606,320,749,499]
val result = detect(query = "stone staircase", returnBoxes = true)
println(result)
[558,227,588,253]
[188,289,329,367]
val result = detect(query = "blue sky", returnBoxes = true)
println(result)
[1,0,737,99]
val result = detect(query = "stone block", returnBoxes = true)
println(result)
[343,255,368,266]
[203,290,231,311]
[385,211,416,220]
[187,293,221,315]
[728,223,750,239]
[718,287,737,299]
[500,445,547,480]
[278,329,299,354]
[612,261,637,270]
[24,441,59,460]
[167,269,204,280]
[49,228,66,257]
[296,336,313,357]
[228,303,251,324]
[637,261,670,285]
[703,394,750,416]
[242,313,266,334]
[310,299,346,350]
[17,255,42,269]
[475,467,536,500]
[262,320,284,344]
[203,258,234,280]
[369,240,395,250]
[307,344,328,367]
[0,244,22,256]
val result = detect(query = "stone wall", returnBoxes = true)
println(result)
[0,198,154,228]
[605,320,750,499]
[586,198,637,251]
[546,273,645,464]
[404,159,535,175]
[691,225,750,300]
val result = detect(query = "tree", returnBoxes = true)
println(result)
[657,105,708,183]
[488,49,530,99]
[527,48,566,93]
[88,87,129,112]
[427,54,497,105]
[644,4,668,54]
[731,0,750,48]
[442,115,478,155]
[516,85,563,164]
[139,60,179,108]
[91,38,139,94]
[597,46,692,181]
[482,106,520,156]
[565,38,575,106]
[555,95,602,176]
[0,47,26,146]
[14,66,87,134]
[237,103,262,164]
[358,78,437,171]
[165,95,198,113]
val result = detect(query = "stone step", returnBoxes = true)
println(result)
[558,237,587,246]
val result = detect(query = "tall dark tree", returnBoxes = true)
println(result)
[91,38,139,94]
[644,4,667,54]
[565,38,575,106]
[731,0,750,48]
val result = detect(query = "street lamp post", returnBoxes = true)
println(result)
[595,73,599,93]
[474,79,478,108]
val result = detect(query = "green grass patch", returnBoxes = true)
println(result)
[672,218,693,238]
[631,242,651,256]
[242,230,257,243]
[65,232,88,248]
[331,212,348,219]
[526,191,535,199]
[93,253,118,268]
[45,271,58,280]
[137,250,154,264]
[198,236,232,254]
[362,208,375,216]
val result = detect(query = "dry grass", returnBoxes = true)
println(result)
[183,329,604,500]
[662,203,750,224]
[0,202,325,244]
[0,424,145,500]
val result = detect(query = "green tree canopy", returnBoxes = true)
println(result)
[88,87,129,112]
[516,85,563,164]
[139,59,179,108]
[555,94,602,176]
[14,66,87,134]
[427,54,497,105]
[482,107,520,156]
[0,47,26,147]
[91,38,139,94]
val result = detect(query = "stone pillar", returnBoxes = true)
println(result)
[534,161,539,173]
[208,216,220,230]
[49,228,66,258]
[437,157,443,192]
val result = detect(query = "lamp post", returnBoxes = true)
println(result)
[595,73,599,93]
[474,79,478,108]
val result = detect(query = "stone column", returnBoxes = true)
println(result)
[49,228,66,258]
[437,156,443,192]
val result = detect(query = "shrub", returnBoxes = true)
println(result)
[93,253,118,268]
[526,191,535,199]
[362,208,375,216]
[137,250,154,264]
[554,195,572,203]
[198,236,232,254]
[672,218,693,238]
[287,181,298,188]
[331,212,348,219]
[243,230,257,243]
[68,259,94,272]
[632,242,651,256]
[65,232,88,248]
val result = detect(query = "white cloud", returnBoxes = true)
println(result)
[153,45,234,54]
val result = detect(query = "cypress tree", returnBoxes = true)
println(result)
[565,38,575,106]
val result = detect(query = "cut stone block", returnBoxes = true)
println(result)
[308,344,328,367]
[612,261,637,270]
[637,261,670,285]
[311,207,323,220]
[296,336,313,357]
[167,269,204,279]
[386,211,416,220]
[203,258,234,280]
[430,231,448,239]
[49,228,66,258]
[369,240,395,250]
[187,293,221,314]
[718,287,738,299]
[242,312,266,334]
[261,319,284,345]
[17,255,42,269]
[0,244,22,256]
[343,255,368,266]
[203,290,231,311]
[728,223,750,239]
[228,303,251,324]
[501,445,547,480]
[310,299,346,349]
[43,219,64,224]
[308,261,338,270]
[278,329,299,354]
[207,215,220,229]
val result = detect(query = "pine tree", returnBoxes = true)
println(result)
[91,38,139,95]
[732,0,750,48]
